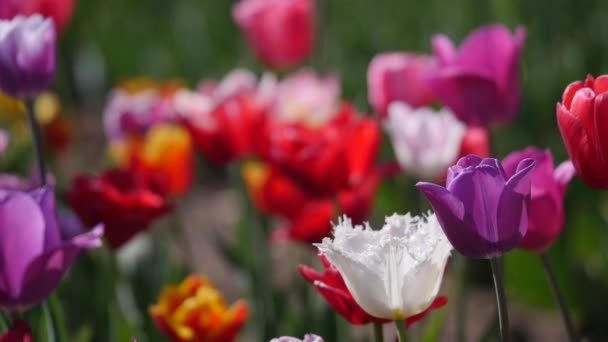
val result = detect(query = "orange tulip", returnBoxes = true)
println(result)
[150,275,248,342]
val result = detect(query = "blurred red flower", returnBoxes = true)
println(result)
[233,0,315,69]
[244,103,381,244]
[299,256,448,326]
[65,168,171,249]
[0,320,32,342]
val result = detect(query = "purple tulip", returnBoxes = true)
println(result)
[502,148,576,252]
[0,15,56,98]
[417,155,535,258]
[0,186,103,311]
[426,24,526,128]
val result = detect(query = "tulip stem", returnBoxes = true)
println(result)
[0,311,9,333]
[489,257,509,342]
[395,319,408,342]
[373,322,384,342]
[540,252,577,341]
[42,301,56,342]
[24,98,47,186]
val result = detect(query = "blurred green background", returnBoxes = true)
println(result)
[47,0,608,340]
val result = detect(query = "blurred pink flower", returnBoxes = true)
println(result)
[368,52,434,117]
[233,0,315,68]
[0,0,74,33]
[426,24,526,127]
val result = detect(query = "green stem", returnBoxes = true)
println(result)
[24,98,47,186]
[489,257,509,342]
[395,319,408,342]
[454,256,469,342]
[42,301,56,342]
[373,322,384,342]
[540,252,577,342]
[0,311,10,333]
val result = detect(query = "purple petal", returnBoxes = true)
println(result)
[495,158,535,254]
[29,186,61,249]
[0,192,45,299]
[447,154,483,185]
[426,70,505,127]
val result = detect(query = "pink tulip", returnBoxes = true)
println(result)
[233,0,315,69]
[367,52,434,117]
[426,24,526,127]
[502,147,576,252]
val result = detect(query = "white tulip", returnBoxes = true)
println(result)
[385,102,465,180]
[316,212,452,320]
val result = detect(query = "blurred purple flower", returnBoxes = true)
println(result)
[0,186,103,311]
[426,24,526,128]
[502,147,576,252]
[0,15,56,98]
[417,155,535,258]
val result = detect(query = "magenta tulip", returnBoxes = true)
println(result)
[426,24,526,127]
[502,148,576,252]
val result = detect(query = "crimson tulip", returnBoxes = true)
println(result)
[557,74,608,189]
[65,168,171,249]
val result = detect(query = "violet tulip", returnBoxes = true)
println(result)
[417,155,535,258]
[233,0,315,69]
[271,335,324,342]
[502,148,576,252]
[0,186,103,311]
[426,24,526,127]
[0,15,56,98]
[367,52,434,117]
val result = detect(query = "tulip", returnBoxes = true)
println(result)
[316,213,452,320]
[426,24,526,127]
[417,155,535,258]
[103,80,181,141]
[299,255,447,326]
[502,148,575,252]
[0,0,74,33]
[0,129,8,158]
[65,168,171,249]
[109,124,193,196]
[0,320,32,341]
[367,52,434,117]
[150,275,248,342]
[0,186,103,311]
[233,0,315,68]
[384,102,466,180]
[557,74,608,189]
[0,15,56,98]
[271,335,324,342]
[268,69,340,127]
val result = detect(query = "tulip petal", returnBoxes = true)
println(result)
[427,70,504,127]
[495,159,535,254]
[554,160,576,196]
[405,296,448,327]
[557,103,606,188]
[431,34,455,66]
[29,186,61,249]
[562,81,584,108]
[0,192,45,299]
[594,92,608,167]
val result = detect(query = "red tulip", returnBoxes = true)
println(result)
[0,0,75,33]
[233,0,315,69]
[557,74,608,189]
[456,127,491,160]
[367,53,434,117]
[65,168,171,249]
[299,256,447,326]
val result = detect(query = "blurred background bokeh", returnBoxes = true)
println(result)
[5,0,608,341]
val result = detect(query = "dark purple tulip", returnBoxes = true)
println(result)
[426,24,526,128]
[502,147,576,252]
[417,155,535,259]
[0,15,56,98]
[0,186,102,311]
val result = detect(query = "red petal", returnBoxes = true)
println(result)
[0,320,33,342]
[561,80,584,109]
